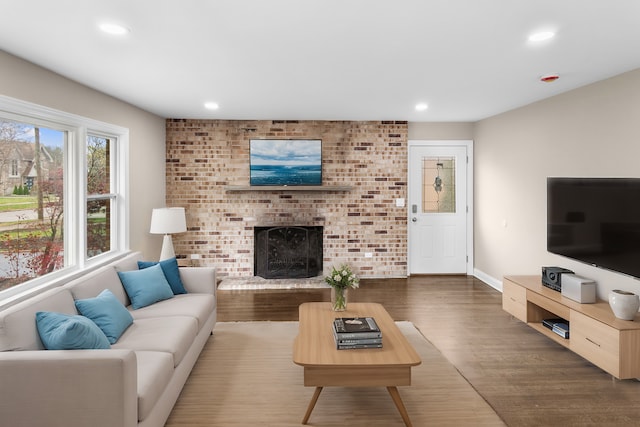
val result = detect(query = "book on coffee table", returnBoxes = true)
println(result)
[333,317,382,341]
[336,342,383,350]
[332,327,383,348]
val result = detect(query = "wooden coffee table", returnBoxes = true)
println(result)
[293,302,421,426]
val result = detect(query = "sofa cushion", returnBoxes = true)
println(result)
[112,316,198,367]
[66,266,131,307]
[75,289,134,344]
[135,351,174,422]
[35,312,111,350]
[118,264,174,309]
[0,288,78,351]
[138,257,187,295]
[129,293,215,332]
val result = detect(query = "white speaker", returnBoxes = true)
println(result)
[561,274,596,303]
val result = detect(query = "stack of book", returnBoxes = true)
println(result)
[332,317,383,349]
[542,317,570,339]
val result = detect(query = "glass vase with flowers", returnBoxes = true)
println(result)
[325,264,359,311]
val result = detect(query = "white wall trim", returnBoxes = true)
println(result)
[474,268,502,292]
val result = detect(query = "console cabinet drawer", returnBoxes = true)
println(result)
[502,279,527,322]
[570,311,619,377]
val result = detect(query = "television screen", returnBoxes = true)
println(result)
[547,177,640,278]
[250,139,322,186]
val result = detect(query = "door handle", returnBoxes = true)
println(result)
[412,217,417,222]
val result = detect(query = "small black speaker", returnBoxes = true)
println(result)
[541,266,574,292]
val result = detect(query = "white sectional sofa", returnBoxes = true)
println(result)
[0,251,216,427]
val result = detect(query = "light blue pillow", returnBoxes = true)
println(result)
[137,257,187,295]
[35,311,111,350]
[118,263,174,309]
[75,289,134,344]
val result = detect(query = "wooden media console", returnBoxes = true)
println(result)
[503,275,640,379]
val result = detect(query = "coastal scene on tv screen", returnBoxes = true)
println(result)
[250,139,322,186]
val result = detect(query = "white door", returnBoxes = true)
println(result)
[408,141,472,274]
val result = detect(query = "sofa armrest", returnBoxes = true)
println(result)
[0,349,138,427]
[179,266,216,295]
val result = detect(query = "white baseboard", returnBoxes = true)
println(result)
[473,269,502,292]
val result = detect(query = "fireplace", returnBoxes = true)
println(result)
[254,226,323,279]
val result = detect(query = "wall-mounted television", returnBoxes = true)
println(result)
[547,177,640,278]
[249,139,322,186]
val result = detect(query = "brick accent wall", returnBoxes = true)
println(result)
[165,120,408,279]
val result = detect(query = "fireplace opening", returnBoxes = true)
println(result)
[254,226,323,279]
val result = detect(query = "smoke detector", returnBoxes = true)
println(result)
[540,74,560,83]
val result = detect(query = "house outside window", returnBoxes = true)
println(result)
[0,96,129,296]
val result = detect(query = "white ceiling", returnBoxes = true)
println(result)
[2,0,640,122]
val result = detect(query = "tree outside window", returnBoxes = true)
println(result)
[0,120,64,289]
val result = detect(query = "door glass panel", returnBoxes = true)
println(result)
[422,156,456,213]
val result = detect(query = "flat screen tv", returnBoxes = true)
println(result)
[547,177,640,278]
[249,139,322,186]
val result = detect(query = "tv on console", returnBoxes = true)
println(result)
[249,139,322,186]
[547,177,640,278]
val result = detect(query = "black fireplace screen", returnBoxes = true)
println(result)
[254,226,323,279]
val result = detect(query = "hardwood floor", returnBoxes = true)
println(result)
[217,276,640,427]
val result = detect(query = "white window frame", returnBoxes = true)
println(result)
[0,95,130,306]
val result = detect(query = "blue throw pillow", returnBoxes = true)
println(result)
[137,257,187,295]
[118,263,174,309]
[75,289,134,344]
[35,311,111,350]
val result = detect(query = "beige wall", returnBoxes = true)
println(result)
[0,50,166,259]
[474,68,640,298]
[408,122,474,140]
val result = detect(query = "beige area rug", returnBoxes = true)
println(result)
[165,321,505,427]
[217,276,330,290]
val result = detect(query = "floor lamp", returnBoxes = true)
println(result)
[149,207,187,261]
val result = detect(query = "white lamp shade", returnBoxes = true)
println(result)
[150,207,187,234]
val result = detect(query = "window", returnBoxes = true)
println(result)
[0,96,128,297]
[86,135,115,258]
[10,159,18,177]
[422,156,456,213]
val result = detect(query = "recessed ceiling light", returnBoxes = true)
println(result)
[415,103,428,111]
[99,22,130,36]
[204,102,219,110]
[528,31,555,42]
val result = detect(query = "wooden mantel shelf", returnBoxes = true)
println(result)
[224,185,353,192]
